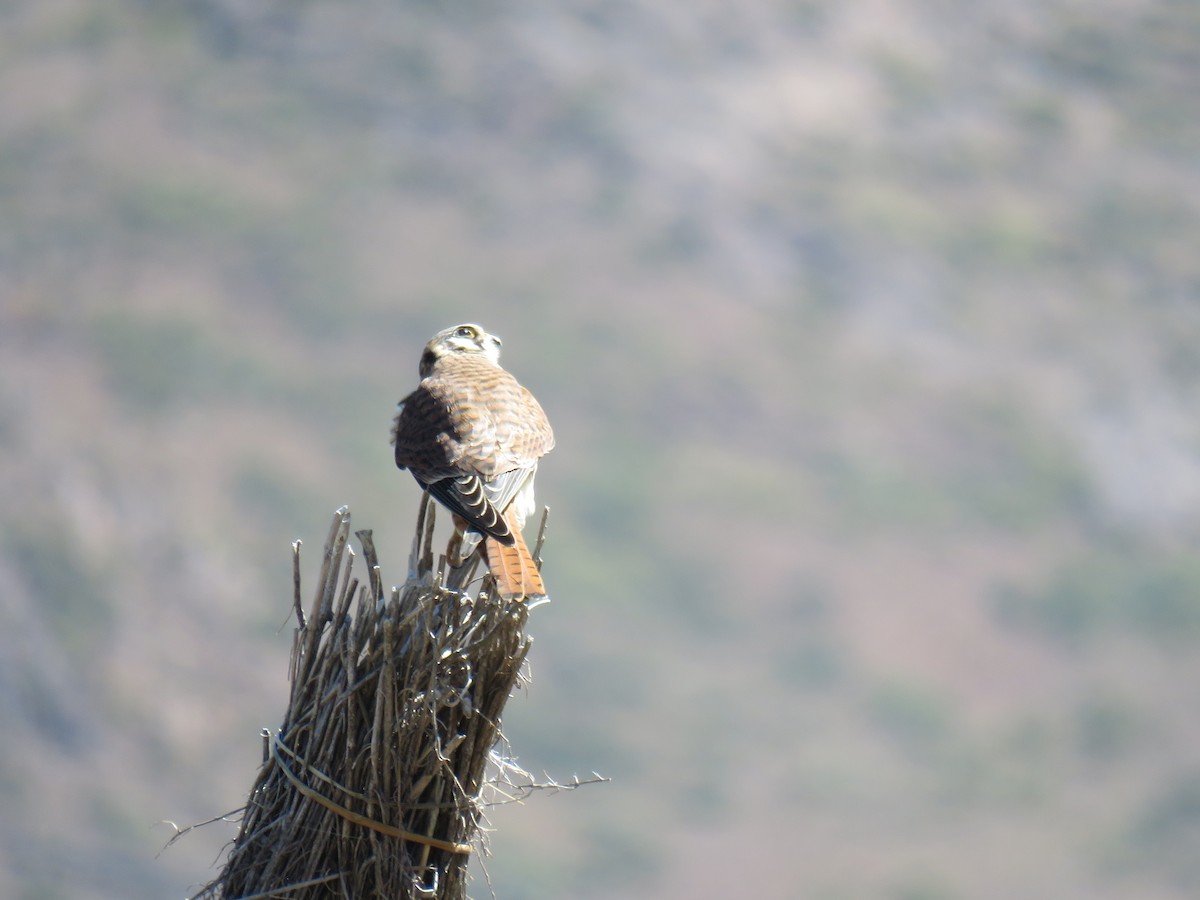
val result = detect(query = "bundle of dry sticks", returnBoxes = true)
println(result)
[194,498,547,899]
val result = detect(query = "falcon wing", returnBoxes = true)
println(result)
[424,473,514,543]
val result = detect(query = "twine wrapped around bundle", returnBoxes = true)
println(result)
[195,498,546,899]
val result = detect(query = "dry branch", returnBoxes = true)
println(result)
[194,501,547,899]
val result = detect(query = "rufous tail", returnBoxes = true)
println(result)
[483,508,545,600]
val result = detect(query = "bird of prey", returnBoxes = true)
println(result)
[392,323,554,599]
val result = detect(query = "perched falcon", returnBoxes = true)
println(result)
[392,323,554,600]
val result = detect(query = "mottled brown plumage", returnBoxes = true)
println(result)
[392,324,553,599]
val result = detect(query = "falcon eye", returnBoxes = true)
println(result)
[456,326,476,338]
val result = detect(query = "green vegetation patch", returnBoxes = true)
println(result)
[87,311,274,414]
[1116,772,1200,889]
[993,547,1200,645]
[866,679,956,754]
[6,516,114,663]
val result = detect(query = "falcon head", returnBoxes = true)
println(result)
[418,323,502,377]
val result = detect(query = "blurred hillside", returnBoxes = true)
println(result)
[2,1,1200,898]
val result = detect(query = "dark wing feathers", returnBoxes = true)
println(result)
[424,473,514,543]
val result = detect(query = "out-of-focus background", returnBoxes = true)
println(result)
[3,1,1200,898]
